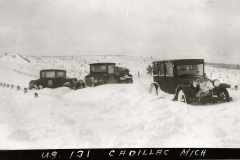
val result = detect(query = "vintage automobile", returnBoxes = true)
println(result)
[149,59,232,104]
[84,63,133,87]
[28,69,79,90]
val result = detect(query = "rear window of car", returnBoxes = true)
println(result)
[46,71,55,78]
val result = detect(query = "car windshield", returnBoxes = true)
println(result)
[91,65,107,72]
[56,71,66,78]
[177,64,203,76]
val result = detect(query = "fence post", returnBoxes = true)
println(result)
[24,88,27,94]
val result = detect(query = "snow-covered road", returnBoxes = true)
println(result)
[0,55,240,149]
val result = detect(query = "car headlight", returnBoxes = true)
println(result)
[193,81,198,88]
[94,79,98,83]
[191,80,198,88]
[213,79,220,87]
[79,80,84,84]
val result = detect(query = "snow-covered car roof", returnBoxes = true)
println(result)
[90,62,115,65]
[40,69,66,72]
[152,59,204,65]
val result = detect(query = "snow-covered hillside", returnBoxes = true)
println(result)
[0,54,240,149]
[0,54,30,64]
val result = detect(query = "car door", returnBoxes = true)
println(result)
[56,71,66,87]
[164,62,176,94]
[157,63,167,92]
[107,64,118,84]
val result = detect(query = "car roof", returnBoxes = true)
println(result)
[117,67,128,70]
[40,69,66,72]
[152,59,204,64]
[90,62,116,65]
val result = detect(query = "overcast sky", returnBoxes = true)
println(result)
[0,0,240,63]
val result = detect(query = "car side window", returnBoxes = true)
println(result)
[158,63,164,76]
[165,63,173,77]
[108,65,115,74]
[56,71,66,78]
[46,71,55,78]
[41,72,46,78]
[153,63,159,75]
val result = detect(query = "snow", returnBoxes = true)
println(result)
[0,54,240,149]
[0,54,30,64]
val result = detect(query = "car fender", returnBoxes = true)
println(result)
[73,80,85,90]
[63,82,72,87]
[29,80,36,85]
[28,84,39,90]
[149,82,159,93]
[220,83,230,88]
[174,85,194,100]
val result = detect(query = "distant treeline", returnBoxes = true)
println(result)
[205,62,240,69]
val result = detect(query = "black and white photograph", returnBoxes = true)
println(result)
[0,0,240,154]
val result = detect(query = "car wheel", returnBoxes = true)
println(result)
[149,83,158,95]
[63,82,73,89]
[29,85,38,90]
[178,90,187,103]
[218,88,230,102]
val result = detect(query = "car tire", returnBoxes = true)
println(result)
[149,83,164,98]
[149,83,158,95]
[63,82,73,89]
[218,88,230,102]
[29,85,38,90]
[178,90,188,103]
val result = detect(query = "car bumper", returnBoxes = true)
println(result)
[188,96,232,104]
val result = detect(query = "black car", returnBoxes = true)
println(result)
[28,69,78,90]
[149,59,232,104]
[84,63,133,87]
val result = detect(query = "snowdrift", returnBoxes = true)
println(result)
[0,55,240,149]
[0,54,30,64]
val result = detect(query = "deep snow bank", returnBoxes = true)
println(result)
[0,54,30,64]
[0,75,240,149]
[0,55,240,149]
